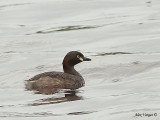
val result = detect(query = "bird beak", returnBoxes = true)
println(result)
[83,57,91,61]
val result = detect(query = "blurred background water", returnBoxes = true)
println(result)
[0,0,160,120]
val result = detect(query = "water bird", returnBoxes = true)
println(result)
[25,51,91,94]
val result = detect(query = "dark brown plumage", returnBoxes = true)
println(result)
[25,51,91,94]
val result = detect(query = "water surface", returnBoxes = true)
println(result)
[0,0,160,120]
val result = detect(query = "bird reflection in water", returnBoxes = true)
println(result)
[28,90,83,106]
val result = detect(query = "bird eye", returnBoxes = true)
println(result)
[77,55,83,61]
[77,55,80,58]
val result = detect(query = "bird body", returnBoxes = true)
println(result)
[25,51,91,94]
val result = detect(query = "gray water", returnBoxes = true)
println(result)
[1,0,160,120]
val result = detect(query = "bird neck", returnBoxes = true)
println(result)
[62,57,81,76]
[63,64,81,76]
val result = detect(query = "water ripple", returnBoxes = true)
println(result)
[34,25,99,34]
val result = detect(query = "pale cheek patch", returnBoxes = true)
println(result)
[77,55,83,61]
